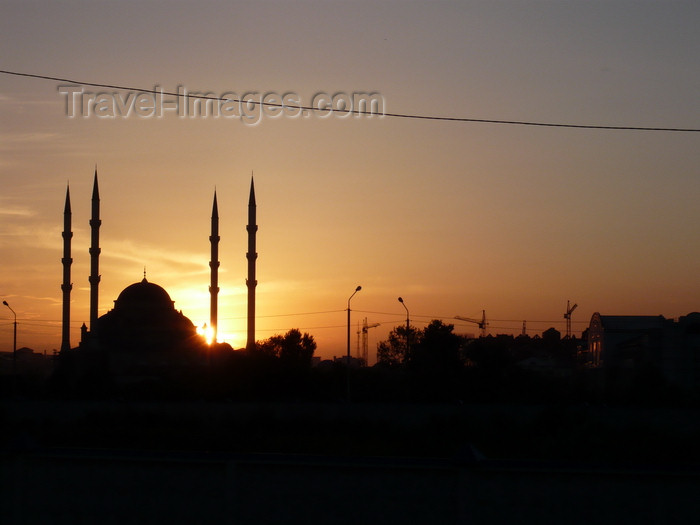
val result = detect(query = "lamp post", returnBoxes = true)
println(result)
[347,286,362,364]
[398,297,409,359]
[3,300,17,365]
[346,285,361,401]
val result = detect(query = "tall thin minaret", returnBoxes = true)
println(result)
[60,185,73,352]
[209,190,220,343]
[89,169,101,334]
[246,176,257,351]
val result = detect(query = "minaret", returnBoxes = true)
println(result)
[60,185,73,352]
[246,176,257,351]
[89,169,101,334]
[209,190,220,343]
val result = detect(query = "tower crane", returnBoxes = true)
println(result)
[564,300,578,338]
[360,317,380,366]
[454,310,488,338]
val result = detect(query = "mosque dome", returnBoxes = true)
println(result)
[96,277,202,357]
[114,278,174,313]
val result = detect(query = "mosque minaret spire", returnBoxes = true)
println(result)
[209,190,220,343]
[246,175,257,351]
[89,168,101,334]
[61,184,73,352]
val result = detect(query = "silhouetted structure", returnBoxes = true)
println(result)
[88,169,101,338]
[60,185,72,352]
[98,278,198,347]
[246,176,257,351]
[209,190,220,342]
[564,300,578,338]
[91,277,206,379]
[586,311,700,390]
[50,172,301,394]
[53,170,227,393]
[455,310,488,338]
[50,275,211,392]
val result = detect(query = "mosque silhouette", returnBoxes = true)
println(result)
[56,170,258,390]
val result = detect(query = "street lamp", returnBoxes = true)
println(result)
[346,286,361,402]
[398,297,409,357]
[347,286,362,364]
[3,300,17,364]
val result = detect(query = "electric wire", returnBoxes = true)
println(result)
[220,309,344,320]
[0,313,591,327]
[1,69,698,133]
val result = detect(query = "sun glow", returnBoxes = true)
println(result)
[217,331,239,348]
[196,323,215,345]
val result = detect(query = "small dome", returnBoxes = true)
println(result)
[114,278,174,312]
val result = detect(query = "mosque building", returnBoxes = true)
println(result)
[57,170,257,389]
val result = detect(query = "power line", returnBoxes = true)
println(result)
[220,309,344,320]
[355,309,409,317]
[1,69,698,133]
[490,318,588,324]
[256,324,346,333]
[0,312,590,330]
[354,310,590,326]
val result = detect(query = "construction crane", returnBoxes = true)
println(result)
[564,300,578,338]
[454,310,488,338]
[360,317,380,366]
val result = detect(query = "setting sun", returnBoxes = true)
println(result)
[196,323,215,346]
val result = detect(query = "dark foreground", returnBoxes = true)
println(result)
[2,400,700,524]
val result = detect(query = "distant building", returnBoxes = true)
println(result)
[541,327,561,343]
[334,355,364,368]
[584,312,700,389]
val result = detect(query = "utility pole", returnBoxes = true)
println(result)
[398,297,410,357]
[346,285,361,401]
[3,300,16,362]
[347,286,361,363]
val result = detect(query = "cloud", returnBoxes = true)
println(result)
[0,206,37,218]
[0,130,82,169]
[22,295,63,308]
[0,132,61,147]
[0,222,60,252]
[103,238,209,275]
[0,92,58,114]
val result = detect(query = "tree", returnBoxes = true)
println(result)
[411,319,463,371]
[376,324,422,367]
[258,328,316,367]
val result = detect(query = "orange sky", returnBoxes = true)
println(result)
[1,1,698,362]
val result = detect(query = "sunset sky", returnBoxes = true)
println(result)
[1,1,698,362]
